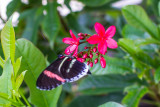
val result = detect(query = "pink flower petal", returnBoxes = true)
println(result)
[100,56,106,68]
[64,45,77,55]
[62,37,76,44]
[73,46,78,56]
[94,22,105,37]
[98,40,107,55]
[86,34,101,44]
[70,30,77,40]
[107,38,118,49]
[105,25,116,38]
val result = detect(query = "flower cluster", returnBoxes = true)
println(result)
[62,22,118,68]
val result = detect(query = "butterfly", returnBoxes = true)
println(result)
[36,54,91,90]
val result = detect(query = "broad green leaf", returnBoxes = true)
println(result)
[122,5,158,39]
[78,74,143,95]
[122,86,148,107]
[6,0,21,18]
[15,38,62,107]
[68,93,124,107]
[122,24,147,40]
[83,1,117,11]
[154,67,160,84]
[135,38,160,46]
[150,0,160,17]
[99,102,124,107]
[0,59,13,105]
[42,1,61,48]
[18,8,36,20]
[78,0,112,7]
[13,56,22,78]
[1,18,15,63]
[91,55,132,75]
[22,8,43,44]
[0,56,4,68]
[118,38,155,67]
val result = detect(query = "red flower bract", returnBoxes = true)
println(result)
[87,22,118,55]
[62,30,79,56]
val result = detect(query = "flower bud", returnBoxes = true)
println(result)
[83,53,88,58]
[100,56,106,68]
[84,33,88,36]
[96,53,99,56]
[90,62,93,67]
[89,53,93,58]
[87,61,90,65]
[79,36,84,40]
[93,47,97,53]
[94,58,98,64]
[84,46,88,49]
[80,52,83,55]
[78,33,84,36]
[77,58,85,62]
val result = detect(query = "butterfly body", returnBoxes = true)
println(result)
[36,54,91,90]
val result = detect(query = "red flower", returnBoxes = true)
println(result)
[87,22,118,55]
[62,30,79,56]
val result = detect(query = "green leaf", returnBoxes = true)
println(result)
[13,56,22,78]
[91,55,132,75]
[118,38,155,67]
[0,93,22,106]
[99,102,124,107]
[135,38,160,46]
[158,1,160,16]
[154,67,160,84]
[0,56,5,68]
[6,0,21,18]
[15,70,26,91]
[64,0,72,11]
[15,38,62,107]
[78,0,112,7]
[122,24,147,40]
[122,5,158,39]
[22,8,43,44]
[68,93,124,107]
[122,86,148,107]
[42,1,61,48]
[0,58,13,105]
[1,18,15,63]
[78,74,143,95]
[66,14,92,34]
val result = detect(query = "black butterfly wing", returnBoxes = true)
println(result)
[60,58,90,83]
[36,58,66,90]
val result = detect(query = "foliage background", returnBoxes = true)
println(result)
[0,0,160,107]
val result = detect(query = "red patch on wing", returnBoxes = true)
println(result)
[44,70,65,82]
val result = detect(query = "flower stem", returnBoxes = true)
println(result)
[0,94,22,106]
[79,41,88,44]
[16,96,24,105]
[19,90,31,107]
